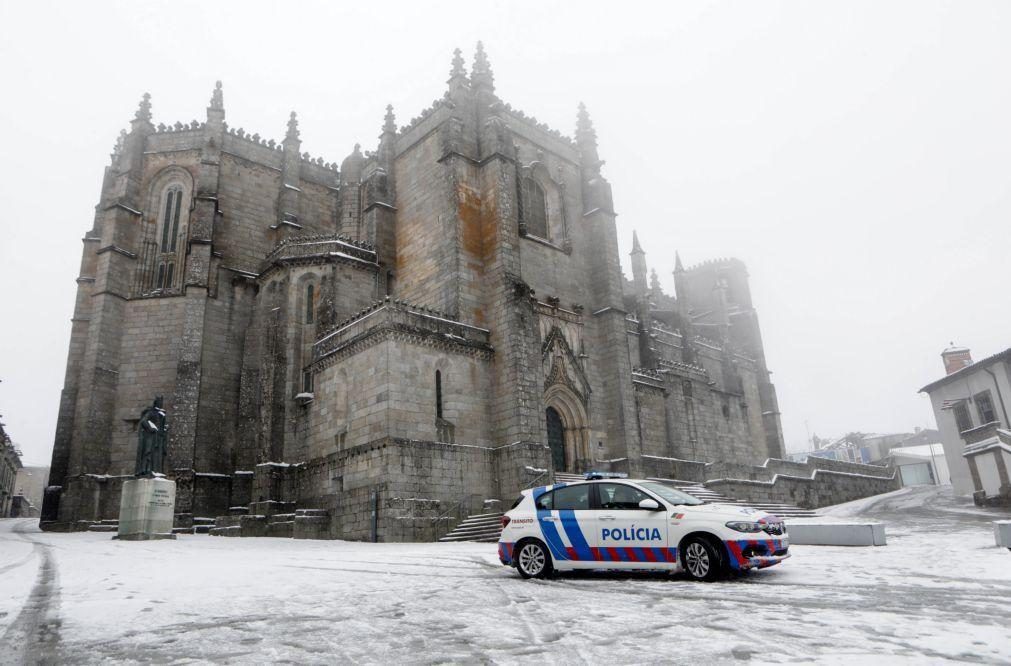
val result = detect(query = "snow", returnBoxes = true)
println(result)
[2,485,1010,663]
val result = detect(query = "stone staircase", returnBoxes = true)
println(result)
[209,503,331,538]
[437,512,505,543]
[87,519,119,533]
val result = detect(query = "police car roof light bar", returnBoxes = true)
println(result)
[583,471,629,480]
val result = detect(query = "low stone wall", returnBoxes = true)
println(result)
[640,454,898,509]
[245,437,512,542]
[706,468,900,509]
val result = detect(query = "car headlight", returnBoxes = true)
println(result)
[725,521,763,533]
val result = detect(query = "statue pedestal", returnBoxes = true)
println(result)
[116,476,177,541]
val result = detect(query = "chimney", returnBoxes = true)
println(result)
[941,343,972,375]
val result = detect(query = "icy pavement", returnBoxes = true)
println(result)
[2,486,1010,665]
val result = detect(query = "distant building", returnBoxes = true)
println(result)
[790,429,938,466]
[919,345,1011,499]
[888,443,948,486]
[1,424,24,517]
[13,466,49,517]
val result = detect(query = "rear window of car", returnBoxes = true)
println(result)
[534,484,590,511]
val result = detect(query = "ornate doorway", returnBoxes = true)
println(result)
[546,407,566,471]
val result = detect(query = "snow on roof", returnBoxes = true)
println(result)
[888,443,946,460]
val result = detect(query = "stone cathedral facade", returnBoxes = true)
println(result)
[42,45,784,540]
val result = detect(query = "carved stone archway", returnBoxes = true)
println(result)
[544,383,590,473]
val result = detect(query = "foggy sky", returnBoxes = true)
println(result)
[2,0,1009,466]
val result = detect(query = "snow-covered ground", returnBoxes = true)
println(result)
[2,485,1010,664]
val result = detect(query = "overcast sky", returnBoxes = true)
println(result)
[1,1,1009,466]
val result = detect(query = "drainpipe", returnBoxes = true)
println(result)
[983,363,1011,429]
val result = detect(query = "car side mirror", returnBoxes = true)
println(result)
[638,498,661,511]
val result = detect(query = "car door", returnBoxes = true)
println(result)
[592,482,673,569]
[534,483,597,569]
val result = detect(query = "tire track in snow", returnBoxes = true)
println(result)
[1,521,61,666]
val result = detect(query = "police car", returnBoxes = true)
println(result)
[498,473,789,581]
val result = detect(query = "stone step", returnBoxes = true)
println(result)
[88,524,117,532]
[296,508,327,518]
[229,506,249,516]
[209,526,241,537]
[267,521,294,538]
[214,515,242,529]
[439,531,502,543]
[452,517,503,528]
[193,517,216,526]
[269,513,296,523]
[448,525,503,537]
[239,514,268,538]
[193,524,212,534]
[249,501,297,517]
[294,515,328,525]
[172,527,193,535]
[99,519,120,525]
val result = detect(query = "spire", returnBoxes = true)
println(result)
[675,251,685,273]
[449,47,466,80]
[575,102,597,149]
[134,92,152,122]
[285,111,300,143]
[471,41,494,93]
[209,80,223,110]
[447,47,469,97]
[631,230,644,255]
[383,104,396,134]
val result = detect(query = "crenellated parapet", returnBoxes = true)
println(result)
[260,234,378,276]
[312,297,494,369]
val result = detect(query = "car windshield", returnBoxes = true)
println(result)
[639,481,705,506]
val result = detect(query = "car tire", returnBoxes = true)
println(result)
[515,539,553,579]
[680,536,725,582]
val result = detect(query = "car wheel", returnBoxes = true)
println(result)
[681,536,725,582]
[515,540,552,579]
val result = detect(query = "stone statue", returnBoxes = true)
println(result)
[135,397,168,477]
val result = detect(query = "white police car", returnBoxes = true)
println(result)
[498,473,789,581]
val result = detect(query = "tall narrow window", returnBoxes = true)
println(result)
[169,189,182,252]
[522,178,548,238]
[435,370,443,419]
[165,263,174,288]
[160,186,183,252]
[156,263,166,289]
[306,284,315,323]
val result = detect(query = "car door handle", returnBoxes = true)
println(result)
[541,516,558,522]
[599,515,616,521]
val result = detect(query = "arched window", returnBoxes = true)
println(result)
[522,178,548,239]
[160,186,184,252]
[305,284,315,323]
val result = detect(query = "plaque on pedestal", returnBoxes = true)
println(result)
[116,476,177,540]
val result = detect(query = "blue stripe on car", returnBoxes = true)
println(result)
[558,510,593,561]
[536,510,570,560]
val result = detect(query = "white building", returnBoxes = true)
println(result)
[919,345,1011,497]
[888,443,948,486]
